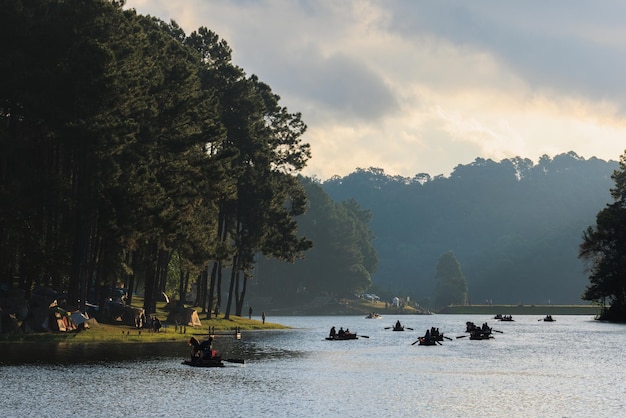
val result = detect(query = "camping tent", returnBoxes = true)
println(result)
[167,308,202,327]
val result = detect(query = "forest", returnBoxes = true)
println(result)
[1,0,380,321]
[1,1,621,319]
[0,0,323,319]
[320,153,619,305]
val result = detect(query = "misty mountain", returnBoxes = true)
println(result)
[322,152,618,305]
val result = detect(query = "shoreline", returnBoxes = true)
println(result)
[437,304,600,316]
[0,304,601,345]
[0,315,288,345]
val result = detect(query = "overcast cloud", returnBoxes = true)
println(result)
[125,0,626,179]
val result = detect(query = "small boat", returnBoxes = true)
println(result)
[326,333,359,340]
[499,315,514,322]
[365,313,382,319]
[469,332,493,340]
[542,315,556,322]
[182,357,225,367]
[466,321,493,340]
[392,326,404,331]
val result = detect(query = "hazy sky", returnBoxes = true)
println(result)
[125,0,626,180]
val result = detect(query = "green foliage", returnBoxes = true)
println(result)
[255,177,378,303]
[0,0,311,318]
[434,251,467,308]
[323,153,618,304]
[580,150,626,320]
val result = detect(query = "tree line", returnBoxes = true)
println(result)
[323,152,618,305]
[253,177,378,307]
[0,0,314,319]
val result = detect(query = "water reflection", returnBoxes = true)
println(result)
[1,315,625,417]
[0,342,184,365]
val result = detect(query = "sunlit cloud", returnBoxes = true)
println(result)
[125,0,626,179]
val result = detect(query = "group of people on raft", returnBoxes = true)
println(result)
[419,326,443,344]
[466,321,493,339]
[188,336,217,362]
[328,326,354,339]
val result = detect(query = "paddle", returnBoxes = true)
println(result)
[405,327,414,331]
[224,358,245,364]
[411,338,421,345]
[456,335,467,339]
[436,340,442,345]
[493,329,503,333]
[384,326,392,330]
[360,335,370,338]
[443,336,453,341]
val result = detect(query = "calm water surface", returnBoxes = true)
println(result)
[1,314,624,417]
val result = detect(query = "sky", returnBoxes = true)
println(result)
[124,0,626,180]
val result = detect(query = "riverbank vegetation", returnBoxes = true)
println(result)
[2,0,624,327]
[580,151,626,322]
[0,314,285,344]
[0,0,376,328]
[322,156,619,306]
[438,304,600,316]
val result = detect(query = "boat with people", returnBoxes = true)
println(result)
[182,357,225,367]
[541,315,556,322]
[428,327,447,341]
[413,327,446,346]
[392,320,404,331]
[327,326,358,340]
[418,337,438,346]
[466,321,494,340]
[184,336,224,367]
[365,312,382,319]
[326,333,358,340]
[469,331,493,340]
[499,315,514,321]
[386,320,416,332]
[183,336,245,366]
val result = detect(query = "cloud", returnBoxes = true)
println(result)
[124,0,626,179]
[387,0,626,106]
[279,49,399,122]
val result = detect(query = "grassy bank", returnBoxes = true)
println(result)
[0,313,287,344]
[438,304,601,316]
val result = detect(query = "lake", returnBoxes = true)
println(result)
[1,314,624,417]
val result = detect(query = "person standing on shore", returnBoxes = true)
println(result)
[262,311,266,324]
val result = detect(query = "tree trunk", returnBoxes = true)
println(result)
[125,250,134,306]
[224,254,238,320]
[195,270,206,311]
[143,242,159,315]
[234,270,241,315]
[235,271,249,317]
[206,261,218,319]
[216,262,223,314]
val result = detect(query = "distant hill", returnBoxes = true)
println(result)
[322,152,618,305]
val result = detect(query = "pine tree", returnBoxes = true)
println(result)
[434,251,468,308]
[580,150,626,321]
